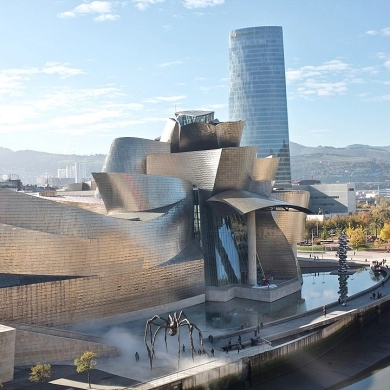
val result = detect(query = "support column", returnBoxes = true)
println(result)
[247,211,257,286]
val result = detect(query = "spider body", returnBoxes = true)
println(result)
[144,311,204,369]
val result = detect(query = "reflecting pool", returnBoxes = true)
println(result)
[76,266,383,336]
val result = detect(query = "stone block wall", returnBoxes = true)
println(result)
[14,329,119,366]
[0,325,16,383]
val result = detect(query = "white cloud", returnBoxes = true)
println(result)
[58,1,120,21]
[297,80,347,96]
[197,84,225,92]
[364,27,390,37]
[155,95,186,101]
[286,60,350,83]
[162,24,172,31]
[183,0,224,9]
[94,13,120,21]
[42,62,86,78]
[133,0,164,11]
[381,27,390,36]
[157,60,183,67]
[0,64,85,97]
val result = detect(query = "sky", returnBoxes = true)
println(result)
[0,0,390,155]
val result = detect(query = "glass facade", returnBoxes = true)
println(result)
[229,26,292,186]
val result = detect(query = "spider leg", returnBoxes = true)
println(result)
[177,320,181,369]
[144,315,168,370]
[188,324,196,361]
[144,317,160,370]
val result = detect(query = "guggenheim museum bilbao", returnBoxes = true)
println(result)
[0,111,311,326]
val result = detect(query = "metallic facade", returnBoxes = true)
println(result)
[229,26,292,186]
[0,110,310,326]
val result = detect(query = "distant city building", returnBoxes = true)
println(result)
[75,162,87,183]
[229,26,291,186]
[2,174,19,181]
[57,168,67,179]
[0,179,21,191]
[293,183,356,215]
[66,165,75,179]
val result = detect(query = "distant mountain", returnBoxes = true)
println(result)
[0,147,106,185]
[290,142,390,188]
[2,143,390,189]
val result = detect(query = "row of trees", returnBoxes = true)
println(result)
[305,197,390,249]
[28,351,97,389]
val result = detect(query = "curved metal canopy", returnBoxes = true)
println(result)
[207,189,313,215]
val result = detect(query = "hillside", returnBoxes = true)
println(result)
[2,143,390,189]
[0,147,106,185]
[290,142,390,187]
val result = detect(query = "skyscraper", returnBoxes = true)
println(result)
[229,26,291,186]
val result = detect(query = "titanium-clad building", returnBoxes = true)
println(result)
[0,110,310,327]
[229,26,291,186]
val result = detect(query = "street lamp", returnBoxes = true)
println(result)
[316,208,323,238]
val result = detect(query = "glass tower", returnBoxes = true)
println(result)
[229,26,291,186]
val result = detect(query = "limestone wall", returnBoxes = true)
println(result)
[0,325,16,383]
[14,329,119,366]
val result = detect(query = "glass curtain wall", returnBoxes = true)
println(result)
[229,26,291,186]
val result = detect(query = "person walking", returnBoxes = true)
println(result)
[135,352,140,361]
[182,344,185,353]
[323,305,327,317]
[211,348,214,357]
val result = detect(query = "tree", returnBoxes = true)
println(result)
[74,351,97,389]
[349,226,366,249]
[380,223,390,243]
[29,363,51,390]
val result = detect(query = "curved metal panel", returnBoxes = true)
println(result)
[0,189,194,273]
[272,190,310,245]
[177,120,245,152]
[215,120,245,148]
[249,180,273,197]
[207,189,312,215]
[252,157,280,181]
[178,122,218,152]
[213,146,256,194]
[147,149,222,190]
[93,172,191,213]
[255,209,299,279]
[103,137,170,174]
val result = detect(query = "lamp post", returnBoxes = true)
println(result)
[311,229,314,256]
[317,208,323,238]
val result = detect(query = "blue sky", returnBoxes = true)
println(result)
[1,0,389,155]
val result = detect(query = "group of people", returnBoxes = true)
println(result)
[371,291,383,299]
[309,254,320,259]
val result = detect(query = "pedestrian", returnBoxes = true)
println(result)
[257,323,260,333]
[182,344,185,353]
[225,344,229,354]
[211,348,214,357]
[254,329,257,337]
[260,321,263,329]
[238,334,242,344]
[135,352,139,361]
[323,305,326,317]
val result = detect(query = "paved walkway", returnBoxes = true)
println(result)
[48,250,390,389]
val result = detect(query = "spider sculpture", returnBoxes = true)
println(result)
[144,310,204,370]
